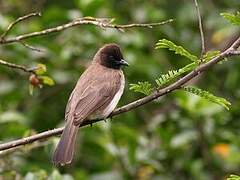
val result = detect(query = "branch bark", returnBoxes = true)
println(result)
[0,12,41,40]
[0,36,239,151]
[0,13,173,73]
[0,15,173,45]
[194,0,206,57]
[0,59,35,73]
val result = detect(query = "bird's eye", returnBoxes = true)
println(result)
[109,55,114,60]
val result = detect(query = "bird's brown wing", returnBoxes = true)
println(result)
[72,81,119,125]
[65,66,96,121]
[64,89,74,121]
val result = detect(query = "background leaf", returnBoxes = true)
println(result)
[155,62,197,87]
[183,86,231,110]
[38,76,55,86]
[129,81,153,95]
[203,51,221,62]
[156,39,198,62]
[35,64,47,75]
[221,12,240,25]
[227,174,240,180]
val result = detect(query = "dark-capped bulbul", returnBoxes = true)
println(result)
[53,44,129,166]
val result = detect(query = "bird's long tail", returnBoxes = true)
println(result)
[52,121,79,166]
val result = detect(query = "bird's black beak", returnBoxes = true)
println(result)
[119,59,129,66]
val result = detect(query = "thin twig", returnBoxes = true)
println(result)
[0,59,35,73]
[20,41,44,52]
[0,36,239,151]
[0,141,50,157]
[0,17,173,44]
[112,21,173,29]
[194,0,206,57]
[0,12,41,40]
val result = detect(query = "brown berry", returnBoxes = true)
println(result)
[29,74,40,87]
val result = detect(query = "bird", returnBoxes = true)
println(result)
[52,43,129,166]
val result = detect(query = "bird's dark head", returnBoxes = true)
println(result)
[95,43,129,69]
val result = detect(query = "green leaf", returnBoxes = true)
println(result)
[171,130,198,148]
[156,62,197,87]
[24,170,47,180]
[129,81,153,95]
[38,76,55,86]
[0,110,26,123]
[48,170,62,180]
[29,84,34,96]
[35,63,47,75]
[221,12,240,25]
[203,51,221,62]
[227,174,240,180]
[156,39,198,62]
[24,172,36,180]
[183,86,231,110]
[181,62,198,72]
[156,70,180,87]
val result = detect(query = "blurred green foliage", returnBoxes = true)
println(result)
[0,0,240,179]
[228,174,240,180]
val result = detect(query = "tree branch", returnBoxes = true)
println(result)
[0,12,41,40]
[230,50,240,55]
[19,41,44,52]
[0,15,173,45]
[0,14,172,72]
[0,59,35,73]
[0,36,239,151]
[194,0,206,57]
